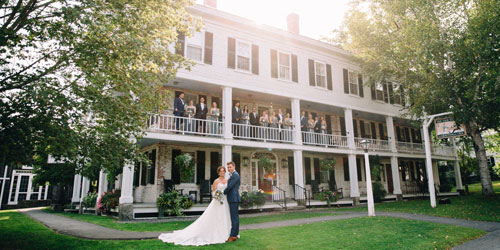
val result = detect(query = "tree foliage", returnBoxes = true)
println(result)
[1,1,200,182]
[335,0,499,196]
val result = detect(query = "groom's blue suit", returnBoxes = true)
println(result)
[224,171,240,238]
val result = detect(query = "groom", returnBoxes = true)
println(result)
[224,161,240,242]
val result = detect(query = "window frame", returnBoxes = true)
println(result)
[185,30,205,63]
[235,39,252,72]
[278,51,292,81]
[314,60,327,89]
[348,70,359,96]
[375,82,385,102]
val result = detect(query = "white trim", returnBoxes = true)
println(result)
[277,51,292,81]
[235,38,252,72]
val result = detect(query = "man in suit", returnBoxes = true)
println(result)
[314,116,321,144]
[195,97,208,134]
[232,101,242,137]
[300,111,307,131]
[249,107,259,138]
[277,108,284,141]
[174,92,185,131]
[224,161,241,242]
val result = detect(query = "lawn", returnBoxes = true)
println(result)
[44,209,342,232]
[0,210,485,250]
[336,181,500,222]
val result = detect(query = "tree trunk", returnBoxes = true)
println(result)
[467,121,495,196]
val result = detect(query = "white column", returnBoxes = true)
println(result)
[80,177,90,201]
[423,120,437,208]
[348,154,360,197]
[293,150,304,188]
[222,145,232,171]
[222,86,232,139]
[72,174,82,203]
[364,152,375,216]
[386,116,397,152]
[26,175,33,200]
[390,156,402,195]
[7,172,16,204]
[452,139,464,191]
[44,185,49,200]
[97,170,108,201]
[291,98,302,145]
[344,109,355,149]
[38,186,42,200]
[119,163,134,204]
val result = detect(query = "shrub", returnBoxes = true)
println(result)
[83,192,97,208]
[240,189,266,209]
[157,190,193,216]
[372,182,387,203]
[97,190,120,214]
[174,154,195,183]
[313,190,339,203]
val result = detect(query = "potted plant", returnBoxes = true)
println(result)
[258,155,273,172]
[314,190,339,207]
[174,153,195,183]
[157,190,194,217]
[320,158,336,171]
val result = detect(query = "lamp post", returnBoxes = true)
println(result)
[360,139,375,216]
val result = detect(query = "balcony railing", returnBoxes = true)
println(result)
[232,123,294,143]
[302,131,349,148]
[432,144,455,156]
[354,137,391,151]
[147,114,223,137]
[396,141,425,153]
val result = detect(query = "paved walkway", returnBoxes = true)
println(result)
[21,208,500,249]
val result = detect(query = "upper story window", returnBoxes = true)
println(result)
[279,52,291,81]
[186,31,203,62]
[343,69,364,97]
[271,50,298,82]
[315,62,326,88]
[176,31,213,65]
[309,59,332,90]
[391,83,402,105]
[375,83,384,101]
[228,37,259,74]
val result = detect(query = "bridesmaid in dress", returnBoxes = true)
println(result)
[185,100,196,134]
[306,114,315,144]
[283,113,292,142]
[259,111,268,140]
[240,105,250,138]
[269,112,278,141]
[209,102,220,136]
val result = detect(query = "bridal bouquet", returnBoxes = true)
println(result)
[214,190,224,204]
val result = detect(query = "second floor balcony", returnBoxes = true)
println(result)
[146,113,455,157]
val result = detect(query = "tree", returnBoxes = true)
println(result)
[334,0,499,196]
[1,1,200,182]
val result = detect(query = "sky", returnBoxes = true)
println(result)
[195,0,352,40]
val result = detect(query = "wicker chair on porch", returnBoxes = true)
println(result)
[328,180,344,199]
[200,180,212,203]
[311,180,321,197]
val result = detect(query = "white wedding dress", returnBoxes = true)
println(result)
[158,183,231,246]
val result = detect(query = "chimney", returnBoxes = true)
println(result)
[203,0,217,8]
[287,13,300,35]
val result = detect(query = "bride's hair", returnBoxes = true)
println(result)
[217,166,226,174]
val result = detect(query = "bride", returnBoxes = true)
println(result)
[158,166,231,246]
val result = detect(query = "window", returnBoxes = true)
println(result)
[392,83,402,105]
[315,62,326,88]
[186,31,203,62]
[236,41,251,71]
[349,71,359,96]
[375,83,384,101]
[320,171,329,184]
[278,52,291,80]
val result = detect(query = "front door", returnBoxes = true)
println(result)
[386,164,394,194]
[250,159,277,193]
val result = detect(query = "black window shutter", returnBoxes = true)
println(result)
[416,129,422,143]
[232,153,241,174]
[141,161,147,186]
[251,44,259,75]
[133,161,140,187]
[379,123,385,140]
[343,157,350,181]
[411,128,416,143]
[371,122,377,139]
[360,120,366,138]
[343,69,349,94]
[371,83,376,100]
[148,149,156,185]
[176,32,185,56]
[305,157,311,184]
[358,74,364,97]
[291,54,298,82]
[308,59,315,86]
[401,161,407,181]
[203,32,213,65]
[196,151,205,184]
[404,127,411,142]
[340,116,346,136]
[271,49,278,78]
[383,82,389,103]
[288,156,295,185]
[388,82,394,104]
[210,152,219,183]
[172,149,181,184]
[356,158,362,181]
[353,119,358,138]
[227,37,235,69]
[326,64,333,90]
[325,115,332,134]
[396,127,402,141]
[314,158,321,183]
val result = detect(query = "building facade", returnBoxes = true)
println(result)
[71,2,463,219]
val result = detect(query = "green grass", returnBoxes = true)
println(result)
[44,209,341,232]
[0,210,485,250]
[336,181,500,222]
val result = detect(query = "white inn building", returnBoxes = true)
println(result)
[70,1,464,219]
